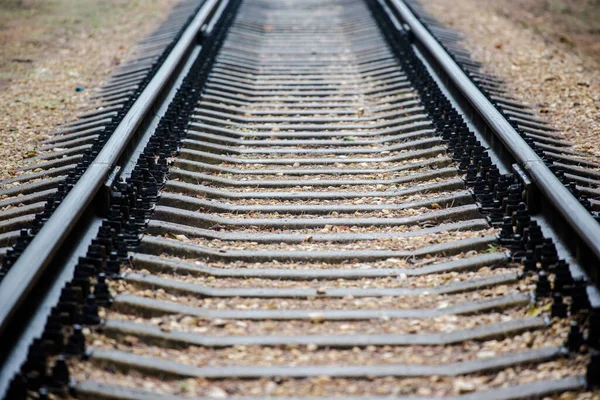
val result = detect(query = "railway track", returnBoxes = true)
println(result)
[1,0,600,398]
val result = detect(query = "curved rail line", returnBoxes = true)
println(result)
[0,0,599,398]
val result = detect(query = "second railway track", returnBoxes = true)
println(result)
[1,0,600,398]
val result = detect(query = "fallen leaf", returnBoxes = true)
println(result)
[527,303,552,317]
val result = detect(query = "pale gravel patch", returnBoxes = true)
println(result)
[418,0,600,166]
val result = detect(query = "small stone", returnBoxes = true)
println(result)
[264,381,277,393]
[308,312,325,322]
[180,316,196,326]
[205,386,228,398]
[174,234,190,242]
[476,350,496,359]
[396,273,408,281]
[453,380,476,394]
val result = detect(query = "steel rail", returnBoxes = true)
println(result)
[0,0,592,397]
[388,0,600,267]
[0,0,223,339]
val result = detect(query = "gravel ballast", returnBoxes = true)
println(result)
[418,0,600,164]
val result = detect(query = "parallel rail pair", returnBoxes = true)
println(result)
[0,0,599,398]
